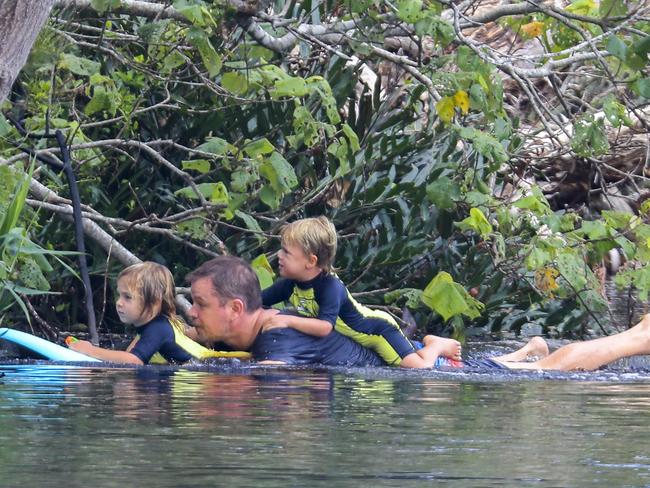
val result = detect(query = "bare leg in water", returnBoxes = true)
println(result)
[496,314,650,371]
[491,336,549,364]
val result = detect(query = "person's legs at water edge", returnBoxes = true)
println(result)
[494,314,650,371]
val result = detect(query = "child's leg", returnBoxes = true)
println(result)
[420,335,462,360]
[401,336,461,368]
[491,337,549,364]
[336,316,461,368]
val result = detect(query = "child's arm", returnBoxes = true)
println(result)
[261,279,294,307]
[68,340,144,364]
[262,311,333,337]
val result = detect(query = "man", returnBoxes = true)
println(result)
[186,256,460,367]
[187,256,650,371]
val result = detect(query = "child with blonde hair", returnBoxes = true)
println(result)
[262,217,461,368]
[69,262,241,364]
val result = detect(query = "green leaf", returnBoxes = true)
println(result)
[455,207,493,238]
[426,176,460,210]
[556,251,588,291]
[231,169,257,192]
[525,246,551,269]
[464,190,492,207]
[606,35,627,61]
[341,124,360,152]
[415,13,454,46]
[314,87,341,124]
[174,0,205,25]
[174,182,226,201]
[599,0,627,17]
[175,218,209,240]
[632,78,650,99]
[457,127,509,165]
[421,271,484,321]
[513,191,551,215]
[603,95,631,127]
[0,171,31,237]
[397,0,423,23]
[260,152,298,192]
[209,181,229,205]
[351,0,374,13]
[384,288,422,308]
[616,267,650,301]
[633,36,650,60]
[577,220,609,239]
[235,210,264,242]
[182,159,211,173]
[84,86,113,116]
[259,185,279,209]
[0,114,12,137]
[187,27,222,77]
[251,254,276,289]
[59,54,101,77]
[602,210,634,229]
[221,72,249,95]
[197,137,230,156]
[572,116,610,157]
[244,138,275,158]
[161,50,186,73]
[327,139,351,176]
[90,0,121,14]
[270,77,309,98]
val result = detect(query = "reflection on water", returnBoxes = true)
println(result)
[1,365,650,487]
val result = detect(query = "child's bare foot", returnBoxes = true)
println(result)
[423,335,462,361]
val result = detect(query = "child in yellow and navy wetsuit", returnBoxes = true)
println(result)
[68,262,241,364]
[261,217,461,368]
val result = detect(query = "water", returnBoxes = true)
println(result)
[2,363,650,487]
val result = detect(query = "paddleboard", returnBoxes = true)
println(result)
[0,328,101,362]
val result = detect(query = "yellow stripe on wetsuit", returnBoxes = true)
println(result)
[288,286,408,367]
[139,318,251,365]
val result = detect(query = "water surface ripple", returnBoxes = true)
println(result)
[1,363,650,487]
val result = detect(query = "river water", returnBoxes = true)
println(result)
[1,362,650,487]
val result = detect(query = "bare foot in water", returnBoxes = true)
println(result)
[493,336,549,363]
[422,335,462,361]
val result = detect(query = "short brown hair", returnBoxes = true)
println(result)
[118,262,178,323]
[280,216,337,272]
[186,256,262,312]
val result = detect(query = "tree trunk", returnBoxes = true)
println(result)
[0,0,57,104]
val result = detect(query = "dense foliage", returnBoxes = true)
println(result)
[0,0,648,340]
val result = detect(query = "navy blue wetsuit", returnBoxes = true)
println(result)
[129,316,193,364]
[262,273,415,366]
[251,327,384,367]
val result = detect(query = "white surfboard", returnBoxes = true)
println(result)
[0,328,101,362]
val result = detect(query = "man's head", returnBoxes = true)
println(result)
[278,217,337,279]
[186,256,262,343]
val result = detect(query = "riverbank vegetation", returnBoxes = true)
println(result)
[0,0,648,342]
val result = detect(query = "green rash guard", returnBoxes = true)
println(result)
[261,272,415,366]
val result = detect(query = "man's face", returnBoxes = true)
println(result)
[189,276,231,342]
